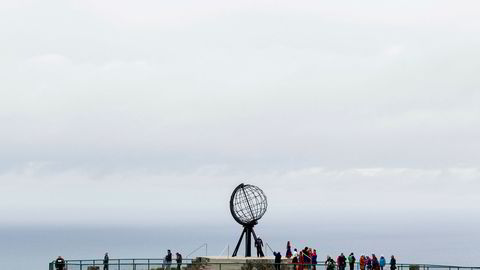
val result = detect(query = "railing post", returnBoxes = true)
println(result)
[118,259,120,270]
[80,260,83,270]
[133,259,136,270]
[148,259,150,270]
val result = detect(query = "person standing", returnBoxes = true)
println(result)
[326,256,335,270]
[337,253,346,270]
[292,251,299,270]
[298,250,304,270]
[165,250,173,270]
[55,256,65,270]
[176,252,183,270]
[286,241,293,258]
[103,253,109,270]
[304,248,311,270]
[379,256,386,270]
[274,251,282,270]
[366,256,372,270]
[372,255,379,270]
[359,255,365,270]
[390,256,396,270]
[312,249,318,270]
[348,253,356,270]
[255,237,265,257]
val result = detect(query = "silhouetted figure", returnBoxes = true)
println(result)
[176,253,183,270]
[165,250,172,269]
[255,237,264,257]
[274,251,282,270]
[326,256,335,270]
[55,256,65,270]
[390,256,396,270]
[286,241,293,258]
[103,253,109,270]
[372,255,379,270]
[292,251,299,270]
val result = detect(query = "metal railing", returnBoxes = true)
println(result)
[49,259,480,270]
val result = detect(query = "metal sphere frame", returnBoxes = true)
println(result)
[230,183,268,257]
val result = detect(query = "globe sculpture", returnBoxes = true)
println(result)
[230,183,268,257]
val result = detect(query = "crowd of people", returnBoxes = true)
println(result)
[54,242,397,270]
[279,241,397,270]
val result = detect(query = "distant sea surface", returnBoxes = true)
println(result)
[1,222,478,270]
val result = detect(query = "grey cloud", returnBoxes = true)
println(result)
[1,1,480,268]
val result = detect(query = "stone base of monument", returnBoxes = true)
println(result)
[189,256,293,270]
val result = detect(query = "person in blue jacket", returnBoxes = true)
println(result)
[379,256,386,270]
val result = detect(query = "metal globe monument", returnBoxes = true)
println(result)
[230,183,268,257]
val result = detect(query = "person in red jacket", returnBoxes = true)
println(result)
[311,249,317,270]
[298,250,304,270]
[359,255,366,270]
[337,253,346,270]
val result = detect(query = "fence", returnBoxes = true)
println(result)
[49,259,480,270]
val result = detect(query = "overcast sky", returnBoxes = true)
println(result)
[1,0,480,267]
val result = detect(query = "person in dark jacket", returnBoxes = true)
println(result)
[274,251,282,270]
[165,250,173,269]
[103,253,109,270]
[176,253,183,270]
[372,255,379,270]
[255,237,265,257]
[286,241,293,258]
[390,256,396,270]
[304,247,311,270]
[292,252,299,270]
[326,256,335,270]
[55,256,65,270]
[366,256,372,270]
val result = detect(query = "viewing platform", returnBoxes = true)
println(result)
[49,256,480,270]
